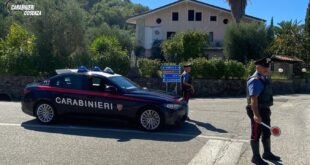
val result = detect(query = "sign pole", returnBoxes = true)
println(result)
[175,82,178,95]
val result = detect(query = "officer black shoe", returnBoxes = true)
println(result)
[262,139,281,161]
[252,155,269,165]
[250,140,269,165]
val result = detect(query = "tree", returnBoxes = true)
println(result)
[88,0,148,28]
[224,23,268,63]
[266,17,275,44]
[226,0,247,23]
[25,0,88,73]
[305,1,310,35]
[305,1,310,66]
[162,31,209,63]
[0,0,149,75]
[269,21,304,60]
[0,23,38,75]
[90,35,130,75]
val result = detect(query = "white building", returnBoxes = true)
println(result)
[127,0,265,57]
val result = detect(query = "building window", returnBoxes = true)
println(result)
[172,12,179,21]
[208,32,214,42]
[156,18,162,24]
[167,32,176,39]
[188,10,194,21]
[195,12,202,21]
[223,19,229,24]
[210,16,217,22]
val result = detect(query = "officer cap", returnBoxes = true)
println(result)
[254,57,272,68]
[184,63,192,68]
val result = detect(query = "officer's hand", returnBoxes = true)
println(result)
[253,115,262,124]
[191,86,195,93]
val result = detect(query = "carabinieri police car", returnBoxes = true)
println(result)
[22,66,188,131]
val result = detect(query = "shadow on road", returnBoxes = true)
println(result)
[21,117,206,142]
[188,119,228,133]
[268,160,283,165]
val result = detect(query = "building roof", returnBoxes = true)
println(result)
[127,0,266,24]
[272,55,304,63]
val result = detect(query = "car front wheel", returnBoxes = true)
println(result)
[138,109,163,131]
[35,102,57,124]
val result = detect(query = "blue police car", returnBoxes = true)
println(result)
[22,66,188,131]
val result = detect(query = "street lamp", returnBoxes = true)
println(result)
[301,68,307,73]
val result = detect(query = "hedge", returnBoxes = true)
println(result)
[137,58,250,79]
[137,58,161,78]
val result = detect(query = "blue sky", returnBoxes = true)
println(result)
[131,0,309,25]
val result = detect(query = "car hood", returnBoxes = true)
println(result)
[124,89,181,103]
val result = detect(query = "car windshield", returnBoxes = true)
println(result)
[109,76,140,91]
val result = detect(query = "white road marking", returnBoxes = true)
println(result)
[215,142,244,165]
[0,122,248,142]
[188,139,245,165]
[188,140,226,165]
[280,103,294,108]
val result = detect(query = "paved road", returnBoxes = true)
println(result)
[0,95,309,165]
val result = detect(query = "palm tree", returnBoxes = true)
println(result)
[269,21,304,59]
[226,0,247,23]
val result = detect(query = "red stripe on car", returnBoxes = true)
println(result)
[36,86,153,103]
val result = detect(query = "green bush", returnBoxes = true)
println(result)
[0,23,38,76]
[246,60,256,77]
[137,57,248,79]
[162,31,209,63]
[182,58,227,79]
[181,58,245,79]
[224,60,246,79]
[184,58,208,78]
[137,58,161,78]
[90,35,130,75]
[208,59,226,79]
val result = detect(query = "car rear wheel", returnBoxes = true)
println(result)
[35,103,57,124]
[138,109,163,131]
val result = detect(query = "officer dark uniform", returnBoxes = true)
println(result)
[246,57,281,165]
[181,64,193,103]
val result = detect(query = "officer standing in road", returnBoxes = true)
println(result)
[181,64,194,103]
[246,57,281,165]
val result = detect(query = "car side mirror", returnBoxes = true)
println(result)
[106,86,118,94]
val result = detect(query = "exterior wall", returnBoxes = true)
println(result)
[136,18,145,47]
[134,1,262,49]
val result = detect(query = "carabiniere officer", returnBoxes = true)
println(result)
[246,57,281,165]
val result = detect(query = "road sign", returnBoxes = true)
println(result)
[162,65,181,83]
[162,66,181,70]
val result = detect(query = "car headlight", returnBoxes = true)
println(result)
[163,104,182,110]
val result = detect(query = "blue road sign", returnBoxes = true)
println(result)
[162,66,181,71]
[162,65,181,83]
[163,74,180,79]
[163,79,181,83]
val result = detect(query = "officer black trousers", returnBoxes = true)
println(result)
[246,105,271,142]
[182,89,191,103]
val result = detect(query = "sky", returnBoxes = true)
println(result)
[131,0,310,25]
